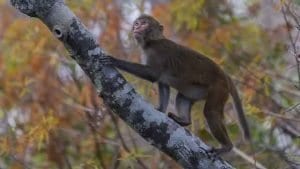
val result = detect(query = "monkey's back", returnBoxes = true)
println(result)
[144,39,227,86]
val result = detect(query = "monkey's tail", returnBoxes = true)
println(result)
[227,76,251,141]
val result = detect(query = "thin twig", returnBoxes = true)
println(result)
[284,103,300,113]
[264,111,300,122]
[108,110,149,169]
[281,3,300,88]
[110,147,121,169]
[233,147,268,169]
[86,111,107,169]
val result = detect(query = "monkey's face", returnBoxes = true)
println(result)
[132,15,164,44]
[132,18,150,40]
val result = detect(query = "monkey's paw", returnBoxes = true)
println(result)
[168,112,191,126]
[207,146,232,161]
[100,55,113,66]
[206,148,221,162]
[156,106,165,113]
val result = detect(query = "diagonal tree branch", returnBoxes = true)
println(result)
[10,0,234,168]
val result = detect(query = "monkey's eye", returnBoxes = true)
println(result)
[133,21,140,27]
[140,20,147,25]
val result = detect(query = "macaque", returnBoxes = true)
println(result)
[110,14,250,155]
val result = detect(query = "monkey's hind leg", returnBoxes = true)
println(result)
[168,93,193,126]
[204,85,233,156]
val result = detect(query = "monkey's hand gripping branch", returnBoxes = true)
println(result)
[10,0,234,168]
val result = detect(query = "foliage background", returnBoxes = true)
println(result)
[0,0,299,168]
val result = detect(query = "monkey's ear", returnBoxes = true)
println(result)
[159,25,164,32]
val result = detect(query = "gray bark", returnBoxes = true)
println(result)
[10,0,234,168]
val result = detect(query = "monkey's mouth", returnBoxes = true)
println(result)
[133,31,142,38]
[133,28,145,35]
[133,31,139,35]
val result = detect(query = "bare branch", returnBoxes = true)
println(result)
[281,2,300,88]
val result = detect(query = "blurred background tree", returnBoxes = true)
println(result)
[0,0,299,168]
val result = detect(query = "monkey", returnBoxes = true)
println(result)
[109,14,250,155]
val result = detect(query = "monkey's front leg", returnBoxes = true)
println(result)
[112,57,160,82]
[157,83,170,113]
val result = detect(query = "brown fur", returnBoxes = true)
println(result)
[112,15,250,155]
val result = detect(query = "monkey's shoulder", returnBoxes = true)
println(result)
[144,39,190,62]
[144,39,175,54]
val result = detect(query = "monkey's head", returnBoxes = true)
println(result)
[132,15,164,46]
